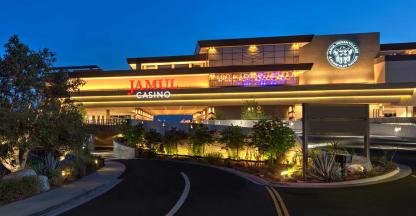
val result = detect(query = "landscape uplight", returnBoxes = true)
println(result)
[280,170,289,176]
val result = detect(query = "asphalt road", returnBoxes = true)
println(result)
[62,139,416,216]
[60,159,277,216]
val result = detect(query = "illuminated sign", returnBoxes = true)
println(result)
[210,71,297,87]
[128,79,176,99]
[327,40,359,69]
[136,91,171,99]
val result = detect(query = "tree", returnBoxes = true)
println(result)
[144,128,161,150]
[188,124,212,156]
[218,125,246,159]
[162,127,184,155]
[251,118,296,164]
[118,122,144,147]
[0,35,54,171]
[0,35,88,172]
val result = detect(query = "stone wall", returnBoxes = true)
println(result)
[113,140,136,159]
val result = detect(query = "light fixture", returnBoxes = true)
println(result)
[292,43,300,50]
[208,47,217,54]
[248,45,258,53]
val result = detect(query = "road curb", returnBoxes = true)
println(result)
[136,158,412,189]
[33,178,123,216]
[35,160,126,216]
[270,163,412,188]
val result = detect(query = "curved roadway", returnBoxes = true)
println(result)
[62,148,416,216]
[61,159,277,216]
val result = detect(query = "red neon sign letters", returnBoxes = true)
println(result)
[128,79,176,99]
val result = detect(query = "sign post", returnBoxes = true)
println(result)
[302,103,370,179]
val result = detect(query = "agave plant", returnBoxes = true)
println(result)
[309,151,341,182]
[44,152,60,174]
[29,152,61,177]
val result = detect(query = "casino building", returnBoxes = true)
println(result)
[68,32,416,123]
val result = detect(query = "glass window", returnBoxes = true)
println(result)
[274,57,284,64]
[175,64,189,68]
[264,51,274,58]
[264,58,274,64]
[223,53,233,60]
[158,65,171,69]
[222,47,233,53]
[263,45,274,52]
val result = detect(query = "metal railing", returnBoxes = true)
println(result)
[85,119,127,126]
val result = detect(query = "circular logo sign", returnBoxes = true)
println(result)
[327,40,359,69]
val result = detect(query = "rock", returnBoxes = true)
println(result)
[350,155,373,171]
[346,164,364,175]
[37,175,50,192]
[2,168,37,180]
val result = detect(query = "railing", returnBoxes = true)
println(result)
[85,119,127,126]
[370,117,416,124]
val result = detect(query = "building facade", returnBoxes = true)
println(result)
[68,32,416,123]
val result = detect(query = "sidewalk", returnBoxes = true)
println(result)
[0,160,125,216]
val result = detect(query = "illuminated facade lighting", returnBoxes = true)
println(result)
[67,32,416,120]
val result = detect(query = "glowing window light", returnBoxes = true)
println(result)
[208,47,217,54]
[248,45,258,53]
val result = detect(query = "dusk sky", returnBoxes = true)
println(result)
[1,0,416,70]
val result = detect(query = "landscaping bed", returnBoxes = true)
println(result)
[117,118,398,185]
[136,151,398,184]
[0,152,105,206]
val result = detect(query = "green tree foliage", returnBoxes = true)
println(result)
[218,125,246,159]
[189,124,212,156]
[241,100,268,120]
[0,35,87,172]
[118,122,144,147]
[251,118,296,164]
[143,128,161,150]
[162,127,185,155]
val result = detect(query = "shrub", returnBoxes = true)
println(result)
[309,151,341,182]
[205,152,223,165]
[48,169,65,187]
[28,152,61,178]
[162,127,184,155]
[0,163,10,178]
[60,152,99,182]
[144,129,162,150]
[0,176,40,205]
[189,124,212,156]
[136,147,157,158]
[218,125,246,159]
[251,118,296,164]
